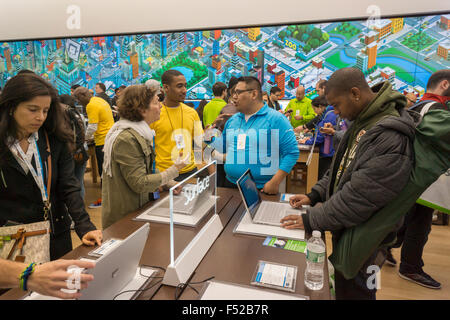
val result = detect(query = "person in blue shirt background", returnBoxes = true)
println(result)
[207,76,299,194]
[299,96,337,179]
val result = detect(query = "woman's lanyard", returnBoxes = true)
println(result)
[13,138,51,220]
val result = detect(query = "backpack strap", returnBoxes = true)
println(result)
[419,102,436,117]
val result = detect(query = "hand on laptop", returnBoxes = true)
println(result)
[82,230,103,246]
[289,194,311,209]
[280,214,304,229]
[28,259,95,299]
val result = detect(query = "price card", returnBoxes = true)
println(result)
[251,261,297,292]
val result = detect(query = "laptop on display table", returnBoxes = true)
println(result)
[78,223,150,300]
[236,169,305,227]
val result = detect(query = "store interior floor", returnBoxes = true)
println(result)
[73,167,450,300]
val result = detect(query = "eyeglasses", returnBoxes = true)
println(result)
[232,89,256,97]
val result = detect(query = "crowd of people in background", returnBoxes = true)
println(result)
[0,66,448,300]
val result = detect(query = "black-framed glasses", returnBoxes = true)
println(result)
[232,89,256,97]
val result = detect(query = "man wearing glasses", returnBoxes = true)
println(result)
[268,86,282,111]
[206,76,299,194]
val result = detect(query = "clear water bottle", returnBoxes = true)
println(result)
[305,230,325,290]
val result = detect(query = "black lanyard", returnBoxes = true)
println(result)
[165,104,184,132]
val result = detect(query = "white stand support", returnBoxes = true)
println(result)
[162,214,223,287]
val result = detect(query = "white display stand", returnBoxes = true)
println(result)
[234,208,306,241]
[162,214,223,287]
[23,266,156,300]
[198,280,308,300]
[134,195,218,227]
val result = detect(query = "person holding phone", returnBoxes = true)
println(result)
[298,96,337,179]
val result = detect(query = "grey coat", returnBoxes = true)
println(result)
[303,107,416,238]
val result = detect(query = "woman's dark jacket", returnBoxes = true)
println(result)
[0,128,97,259]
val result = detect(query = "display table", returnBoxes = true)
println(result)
[1,189,330,300]
[152,192,330,300]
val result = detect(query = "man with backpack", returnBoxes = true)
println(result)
[60,94,89,200]
[386,70,449,289]
[280,68,417,299]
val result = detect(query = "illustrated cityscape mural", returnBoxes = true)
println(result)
[0,14,449,100]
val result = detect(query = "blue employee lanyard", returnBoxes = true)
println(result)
[13,139,48,203]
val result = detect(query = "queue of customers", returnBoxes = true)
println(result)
[0,67,448,300]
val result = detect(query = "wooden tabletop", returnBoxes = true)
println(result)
[152,192,331,300]
[1,188,330,300]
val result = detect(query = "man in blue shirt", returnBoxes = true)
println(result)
[208,76,299,194]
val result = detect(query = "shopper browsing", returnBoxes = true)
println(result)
[73,86,115,208]
[298,96,337,179]
[280,68,416,300]
[0,73,102,260]
[101,85,188,229]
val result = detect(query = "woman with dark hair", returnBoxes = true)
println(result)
[101,84,188,229]
[0,73,102,260]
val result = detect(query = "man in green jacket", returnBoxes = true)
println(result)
[280,68,416,300]
[203,82,227,128]
[285,85,316,128]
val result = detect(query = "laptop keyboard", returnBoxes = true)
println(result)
[255,202,289,225]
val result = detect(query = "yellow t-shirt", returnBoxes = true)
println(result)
[150,103,203,174]
[86,97,115,146]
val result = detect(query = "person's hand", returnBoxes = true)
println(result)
[212,113,233,130]
[82,230,103,246]
[299,138,309,144]
[294,126,303,133]
[289,194,311,209]
[294,115,303,121]
[280,214,304,229]
[261,180,279,195]
[320,123,335,135]
[172,185,182,195]
[174,152,190,171]
[27,259,96,299]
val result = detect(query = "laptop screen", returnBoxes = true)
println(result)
[237,170,261,219]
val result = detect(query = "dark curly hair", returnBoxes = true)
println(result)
[117,84,157,122]
[0,73,74,165]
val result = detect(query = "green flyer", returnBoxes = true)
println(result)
[263,236,306,253]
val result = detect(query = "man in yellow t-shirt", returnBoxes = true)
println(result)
[74,86,114,206]
[150,70,203,181]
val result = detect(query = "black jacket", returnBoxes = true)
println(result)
[0,128,97,255]
[96,92,112,106]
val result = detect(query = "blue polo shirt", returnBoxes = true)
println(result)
[211,104,299,188]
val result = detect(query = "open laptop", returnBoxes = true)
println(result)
[236,169,305,226]
[78,223,150,300]
[146,175,215,217]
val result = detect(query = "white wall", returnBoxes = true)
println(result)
[0,0,447,41]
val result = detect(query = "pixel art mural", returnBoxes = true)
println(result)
[0,14,449,100]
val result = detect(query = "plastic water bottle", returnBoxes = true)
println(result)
[305,230,325,290]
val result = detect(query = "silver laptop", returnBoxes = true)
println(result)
[78,223,150,300]
[236,170,305,226]
[147,180,213,217]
